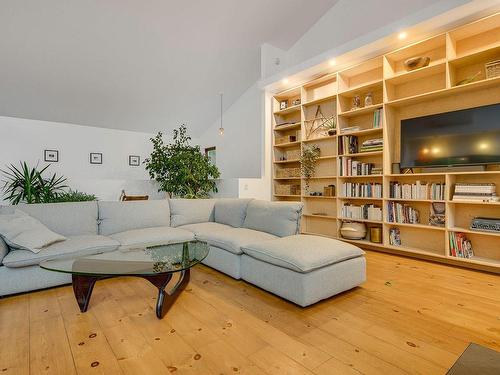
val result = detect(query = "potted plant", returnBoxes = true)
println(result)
[323,116,336,136]
[144,125,221,198]
[1,162,97,204]
[300,144,321,192]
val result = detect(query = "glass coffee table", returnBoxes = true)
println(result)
[40,240,209,319]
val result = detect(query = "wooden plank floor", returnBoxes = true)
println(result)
[1,250,499,375]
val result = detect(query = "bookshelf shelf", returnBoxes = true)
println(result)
[338,151,383,157]
[274,122,301,131]
[339,127,383,136]
[340,218,382,224]
[385,222,446,231]
[302,195,336,199]
[448,227,500,238]
[271,12,500,273]
[338,104,383,117]
[273,141,301,148]
[273,159,300,164]
[302,94,337,106]
[273,104,301,115]
[303,214,337,220]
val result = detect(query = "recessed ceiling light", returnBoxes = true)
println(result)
[329,59,336,66]
[398,31,407,40]
[282,78,289,84]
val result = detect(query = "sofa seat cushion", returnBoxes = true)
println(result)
[242,234,365,273]
[198,228,278,255]
[178,222,233,237]
[109,226,194,249]
[2,235,119,268]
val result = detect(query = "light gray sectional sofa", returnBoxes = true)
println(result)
[0,198,366,306]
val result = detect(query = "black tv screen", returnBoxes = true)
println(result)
[400,103,500,168]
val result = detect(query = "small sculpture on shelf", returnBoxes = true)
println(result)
[351,95,361,110]
[404,56,430,71]
[364,92,373,107]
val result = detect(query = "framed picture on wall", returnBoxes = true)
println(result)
[129,155,140,166]
[90,152,103,164]
[205,147,216,165]
[44,149,59,163]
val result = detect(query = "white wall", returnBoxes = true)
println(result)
[0,116,165,202]
[197,83,264,180]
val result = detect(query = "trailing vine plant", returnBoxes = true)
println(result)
[300,144,321,192]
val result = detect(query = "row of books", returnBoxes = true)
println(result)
[360,138,383,153]
[339,158,380,176]
[387,202,420,224]
[449,232,474,258]
[373,108,383,128]
[452,183,497,202]
[338,135,358,155]
[389,181,446,201]
[341,203,382,221]
[341,182,383,198]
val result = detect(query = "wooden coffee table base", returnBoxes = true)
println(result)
[72,269,190,319]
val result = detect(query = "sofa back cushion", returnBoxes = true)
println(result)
[17,201,98,237]
[169,199,215,227]
[243,200,303,237]
[98,200,170,235]
[214,198,252,227]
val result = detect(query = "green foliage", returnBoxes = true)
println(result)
[1,162,67,204]
[300,144,321,192]
[144,125,221,198]
[1,162,96,204]
[48,189,97,203]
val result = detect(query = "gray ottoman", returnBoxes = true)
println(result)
[241,234,366,306]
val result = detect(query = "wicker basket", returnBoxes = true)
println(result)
[276,167,301,178]
[485,59,500,79]
[275,184,301,196]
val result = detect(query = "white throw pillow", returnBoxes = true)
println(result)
[0,209,66,253]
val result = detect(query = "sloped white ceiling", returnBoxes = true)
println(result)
[0,0,338,133]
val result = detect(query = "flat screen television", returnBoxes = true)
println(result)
[400,103,500,168]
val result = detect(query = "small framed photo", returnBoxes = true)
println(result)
[205,147,216,165]
[90,153,103,165]
[279,100,288,110]
[129,155,140,166]
[44,149,59,163]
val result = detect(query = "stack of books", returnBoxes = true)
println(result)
[373,108,383,128]
[449,232,474,258]
[342,126,360,133]
[390,181,446,200]
[341,203,382,221]
[339,158,375,176]
[389,227,401,246]
[359,138,383,153]
[387,202,420,224]
[452,183,498,202]
[338,135,358,155]
[341,182,382,198]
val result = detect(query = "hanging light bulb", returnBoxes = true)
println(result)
[218,92,224,136]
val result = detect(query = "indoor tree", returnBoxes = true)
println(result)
[144,125,220,198]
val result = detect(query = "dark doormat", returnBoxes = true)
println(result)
[447,343,500,374]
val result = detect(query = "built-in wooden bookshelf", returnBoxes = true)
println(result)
[271,12,500,273]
